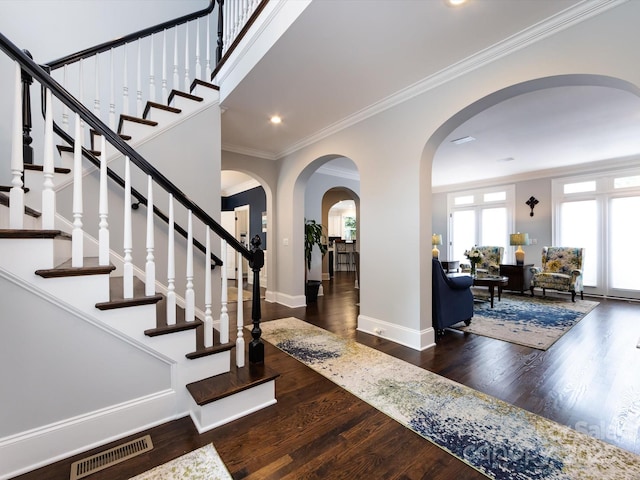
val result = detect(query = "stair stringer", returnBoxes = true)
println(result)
[0,266,179,480]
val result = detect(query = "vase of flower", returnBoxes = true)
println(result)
[464,247,483,277]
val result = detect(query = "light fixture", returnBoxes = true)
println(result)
[432,234,443,259]
[270,115,282,124]
[445,0,468,6]
[451,135,475,145]
[510,232,529,265]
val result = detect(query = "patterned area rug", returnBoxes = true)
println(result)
[260,317,640,480]
[453,293,599,350]
[129,444,231,480]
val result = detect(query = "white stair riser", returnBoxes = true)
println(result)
[97,303,158,334]
[169,95,207,117]
[145,108,181,125]
[119,120,157,143]
[0,238,70,275]
[189,380,277,434]
[32,275,111,309]
[192,85,219,102]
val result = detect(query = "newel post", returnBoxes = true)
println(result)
[21,49,33,165]
[249,234,264,364]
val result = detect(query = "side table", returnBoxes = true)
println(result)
[499,264,533,294]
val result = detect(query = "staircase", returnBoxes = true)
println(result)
[0,2,277,478]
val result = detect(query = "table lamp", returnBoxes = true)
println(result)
[432,234,442,259]
[510,232,529,265]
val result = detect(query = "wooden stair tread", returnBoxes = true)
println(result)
[186,364,279,406]
[145,296,200,336]
[0,185,30,193]
[23,164,71,174]
[168,90,203,104]
[185,341,234,360]
[0,193,41,218]
[35,257,115,278]
[57,144,101,157]
[143,101,181,119]
[0,229,70,239]
[95,276,162,310]
[118,115,158,133]
[191,78,220,92]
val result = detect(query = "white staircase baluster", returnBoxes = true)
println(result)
[185,210,195,322]
[195,19,202,81]
[93,53,101,119]
[205,16,212,80]
[10,61,24,229]
[173,27,179,92]
[149,33,156,103]
[162,29,168,104]
[109,49,116,130]
[136,40,142,117]
[145,176,155,296]
[166,194,177,325]
[122,43,129,115]
[62,64,69,133]
[184,22,190,90]
[236,250,245,367]
[204,227,214,348]
[123,157,134,299]
[220,238,229,344]
[98,135,110,266]
[41,88,56,229]
[71,113,84,267]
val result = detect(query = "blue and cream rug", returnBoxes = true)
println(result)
[453,293,599,349]
[129,444,231,479]
[261,317,640,479]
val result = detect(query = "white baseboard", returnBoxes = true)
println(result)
[357,315,436,351]
[0,390,178,480]
[273,291,306,308]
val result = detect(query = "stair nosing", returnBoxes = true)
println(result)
[186,366,279,406]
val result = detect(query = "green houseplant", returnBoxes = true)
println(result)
[304,219,328,302]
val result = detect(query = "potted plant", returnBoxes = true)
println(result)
[304,218,328,302]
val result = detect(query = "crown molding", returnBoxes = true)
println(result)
[276,0,625,159]
[316,164,360,181]
[222,143,278,160]
[222,178,261,197]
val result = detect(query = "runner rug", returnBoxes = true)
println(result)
[453,293,599,350]
[129,444,232,480]
[260,317,640,479]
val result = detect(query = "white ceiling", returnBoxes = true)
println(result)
[220,0,640,190]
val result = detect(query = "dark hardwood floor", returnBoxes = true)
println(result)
[13,272,640,479]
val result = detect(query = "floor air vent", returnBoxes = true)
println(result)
[69,434,153,480]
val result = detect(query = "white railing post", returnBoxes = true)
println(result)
[10,61,24,229]
[205,15,212,80]
[195,19,202,81]
[204,227,214,348]
[136,41,142,117]
[173,27,179,92]
[149,33,156,103]
[122,43,129,115]
[123,157,134,299]
[162,29,168,104]
[98,135,110,266]
[184,22,190,90]
[185,210,195,322]
[94,53,101,119]
[71,113,84,267]
[220,239,229,344]
[236,250,245,367]
[62,64,69,132]
[145,176,156,296]
[41,88,56,229]
[166,194,177,325]
[109,48,116,130]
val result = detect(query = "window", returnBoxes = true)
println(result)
[448,186,515,262]
[553,168,640,299]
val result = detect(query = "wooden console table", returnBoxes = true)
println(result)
[499,264,533,294]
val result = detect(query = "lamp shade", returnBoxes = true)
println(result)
[510,233,529,246]
[432,234,442,259]
[510,232,528,265]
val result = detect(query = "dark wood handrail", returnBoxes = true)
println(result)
[0,31,252,261]
[45,1,216,70]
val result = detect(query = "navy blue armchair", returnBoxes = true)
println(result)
[432,258,474,339]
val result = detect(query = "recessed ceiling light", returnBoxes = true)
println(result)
[451,135,475,145]
[270,115,282,124]
[445,0,468,6]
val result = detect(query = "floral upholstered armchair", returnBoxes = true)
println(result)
[530,247,584,302]
[461,246,504,276]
